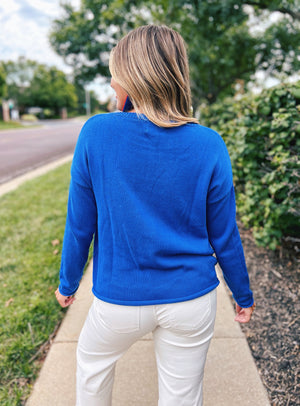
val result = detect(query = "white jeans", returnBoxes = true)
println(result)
[76,289,217,406]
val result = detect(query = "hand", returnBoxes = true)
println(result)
[55,288,76,308]
[234,302,256,323]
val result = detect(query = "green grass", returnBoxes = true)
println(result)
[0,121,24,130]
[0,163,72,405]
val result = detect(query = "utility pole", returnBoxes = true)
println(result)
[85,89,91,116]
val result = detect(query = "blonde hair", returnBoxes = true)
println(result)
[109,25,198,127]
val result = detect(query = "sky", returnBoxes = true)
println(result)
[0,0,113,101]
[0,0,80,72]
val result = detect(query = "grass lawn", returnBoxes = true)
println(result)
[0,163,74,405]
[0,121,24,130]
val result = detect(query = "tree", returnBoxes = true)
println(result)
[50,0,300,105]
[0,65,7,100]
[151,0,258,103]
[2,58,77,115]
[49,1,146,86]
[245,0,300,21]
[251,5,300,79]
[2,58,41,112]
[29,65,78,115]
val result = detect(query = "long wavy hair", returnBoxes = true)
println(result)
[109,25,198,127]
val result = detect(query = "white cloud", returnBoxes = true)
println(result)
[0,0,80,72]
[0,0,113,101]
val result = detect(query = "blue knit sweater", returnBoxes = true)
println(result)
[59,112,254,308]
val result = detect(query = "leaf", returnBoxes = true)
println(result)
[5,298,14,307]
[51,239,60,246]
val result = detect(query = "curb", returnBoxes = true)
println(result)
[0,154,73,198]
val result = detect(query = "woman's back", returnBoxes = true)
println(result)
[69,111,238,305]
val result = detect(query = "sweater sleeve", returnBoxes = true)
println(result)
[58,126,97,296]
[206,138,254,308]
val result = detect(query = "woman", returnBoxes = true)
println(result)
[55,25,255,406]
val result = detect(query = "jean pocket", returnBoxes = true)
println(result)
[168,291,215,332]
[93,298,140,334]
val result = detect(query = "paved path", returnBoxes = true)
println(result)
[0,159,270,406]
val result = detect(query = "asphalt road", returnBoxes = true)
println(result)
[0,119,84,184]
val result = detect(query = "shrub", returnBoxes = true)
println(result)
[199,81,300,250]
[20,114,38,122]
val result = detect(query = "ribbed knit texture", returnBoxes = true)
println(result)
[59,112,253,307]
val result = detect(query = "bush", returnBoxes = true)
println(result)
[20,114,38,122]
[199,81,300,250]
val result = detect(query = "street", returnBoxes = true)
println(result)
[0,119,84,184]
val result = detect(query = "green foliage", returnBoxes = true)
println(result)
[151,0,258,104]
[2,57,78,115]
[0,164,71,404]
[0,65,7,99]
[200,81,300,250]
[29,65,78,112]
[1,58,40,111]
[49,0,300,104]
[49,0,149,85]
[257,15,300,77]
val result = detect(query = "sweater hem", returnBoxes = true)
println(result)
[91,281,220,306]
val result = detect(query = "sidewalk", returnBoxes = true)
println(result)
[26,261,270,406]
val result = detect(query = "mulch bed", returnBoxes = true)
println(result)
[238,223,300,406]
